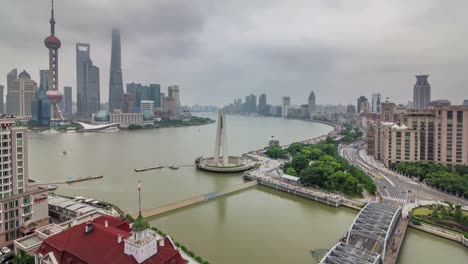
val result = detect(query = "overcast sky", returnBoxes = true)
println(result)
[1,0,468,106]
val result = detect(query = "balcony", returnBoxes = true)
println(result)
[21,211,33,217]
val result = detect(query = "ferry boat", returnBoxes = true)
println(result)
[48,184,58,191]
[169,165,179,170]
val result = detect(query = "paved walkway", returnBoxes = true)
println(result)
[384,218,409,264]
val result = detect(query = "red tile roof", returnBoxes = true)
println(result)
[36,215,188,264]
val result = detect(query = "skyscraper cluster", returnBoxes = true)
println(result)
[223,90,316,119]
[76,43,100,117]
[125,83,161,112]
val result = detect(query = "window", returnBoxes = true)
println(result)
[17,154,23,160]
[16,133,22,139]
[23,197,30,204]
[18,181,23,187]
[18,174,23,180]
[18,168,23,173]
[24,215,31,222]
[16,140,22,146]
[17,147,22,153]
[18,188,23,194]
[17,161,23,167]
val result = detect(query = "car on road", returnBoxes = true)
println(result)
[0,248,10,254]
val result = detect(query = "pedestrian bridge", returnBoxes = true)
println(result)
[320,202,402,264]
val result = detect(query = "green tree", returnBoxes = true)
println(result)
[309,148,323,160]
[285,167,297,176]
[343,175,363,195]
[291,154,310,172]
[287,142,304,156]
[265,146,288,159]
[454,205,463,221]
[13,250,35,264]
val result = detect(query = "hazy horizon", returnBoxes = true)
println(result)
[1,0,468,107]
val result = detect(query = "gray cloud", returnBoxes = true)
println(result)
[1,0,467,107]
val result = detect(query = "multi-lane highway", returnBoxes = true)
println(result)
[340,141,468,207]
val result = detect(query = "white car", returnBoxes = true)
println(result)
[1,247,10,254]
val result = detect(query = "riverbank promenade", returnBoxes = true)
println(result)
[244,171,342,207]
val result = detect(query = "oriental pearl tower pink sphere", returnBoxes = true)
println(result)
[44,0,64,120]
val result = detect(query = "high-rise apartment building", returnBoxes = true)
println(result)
[0,118,49,245]
[380,99,396,122]
[76,43,100,117]
[371,106,468,167]
[64,86,72,116]
[31,89,51,127]
[308,91,316,115]
[413,75,431,109]
[148,84,161,108]
[39,70,49,91]
[31,70,51,127]
[140,100,154,115]
[31,70,52,126]
[108,28,124,113]
[126,83,160,112]
[6,69,18,115]
[245,94,257,113]
[164,96,178,119]
[347,105,356,114]
[357,96,368,114]
[121,93,133,113]
[8,71,36,117]
[0,85,4,114]
[282,96,291,117]
[168,85,180,111]
[371,93,381,113]
[258,93,267,115]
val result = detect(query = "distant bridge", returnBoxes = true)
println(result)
[320,202,406,264]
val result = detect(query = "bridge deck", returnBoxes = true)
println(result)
[320,242,381,264]
[132,180,258,219]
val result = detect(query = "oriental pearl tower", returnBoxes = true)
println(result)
[44,0,64,121]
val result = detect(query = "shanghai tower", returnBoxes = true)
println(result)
[108,28,124,112]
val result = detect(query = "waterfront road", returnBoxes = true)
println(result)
[340,142,468,208]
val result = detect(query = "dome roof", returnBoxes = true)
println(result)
[132,214,150,231]
[18,70,31,79]
[44,35,61,49]
[94,110,110,122]
[143,111,154,121]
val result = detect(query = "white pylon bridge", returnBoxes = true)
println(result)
[320,202,402,264]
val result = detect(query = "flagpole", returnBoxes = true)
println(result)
[138,179,141,216]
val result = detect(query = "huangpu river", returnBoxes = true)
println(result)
[27,113,467,263]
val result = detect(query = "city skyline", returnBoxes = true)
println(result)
[1,1,468,107]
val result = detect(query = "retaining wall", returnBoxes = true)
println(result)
[253,177,341,207]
